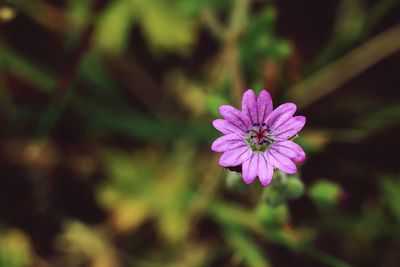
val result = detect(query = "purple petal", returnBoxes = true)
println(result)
[258,154,274,186]
[271,140,306,162]
[242,153,258,184]
[266,103,297,130]
[265,148,297,174]
[211,133,247,152]
[242,89,258,124]
[219,105,251,132]
[257,90,273,123]
[212,119,243,134]
[272,116,306,140]
[219,146,252,167]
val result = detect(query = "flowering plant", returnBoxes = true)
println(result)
[211,89,306,186]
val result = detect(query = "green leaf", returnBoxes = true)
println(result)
[380,177,400,223]
[132,0,196,54]
[93,0,134,55]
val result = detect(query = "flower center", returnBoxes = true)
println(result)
[246,123,274,151]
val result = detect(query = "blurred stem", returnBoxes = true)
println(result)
[225,41,244,106]
[35,0,107,138]
[227,0,251,39]
[226,0,251,105]
[304,246,354,267]
[310,0,398,71]
[201,7,226,40]
[287,23,400,109]
[203,0,250,105]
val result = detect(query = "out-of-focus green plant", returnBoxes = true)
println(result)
[0,229,31,267]
[93,0,198,55]
[262,172,305,207]
[309,179,343,209]
[56,222,119,267]
[380,177,400,223]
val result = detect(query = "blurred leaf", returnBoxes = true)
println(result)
[181,0,232,15]
[93,0,134,55]
[164,70,208,116]
[132,0,197,54]
[225,226,272,267]
[56,222,119,267]
[98,144,197,242]
[309,179,342,209]
[65,0,94,48]
[0,229,31,267]
[239,7,291,80]
[0,43,56,93]
[380,177,400,223]
[206,94,228,117]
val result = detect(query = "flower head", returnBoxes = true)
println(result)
[211,89,306,186]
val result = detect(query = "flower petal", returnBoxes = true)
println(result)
[242,153,259,184]
[257,90,273,123]
[211,133,247,152]
[266,103,297,131]
[258,155,274,186]
[271,140,306,162]
[265,148,297,174]
[242,89,258,124]
[219,105,251,131]
[272,116,306,140]
[219,146,252,167]
[212,119,243,134]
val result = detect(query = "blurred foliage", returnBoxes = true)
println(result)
[0,230,31,267]
[0,0,400,266]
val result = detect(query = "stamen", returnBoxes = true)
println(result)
[246,122,275,152]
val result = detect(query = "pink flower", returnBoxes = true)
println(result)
[211,89,306,186]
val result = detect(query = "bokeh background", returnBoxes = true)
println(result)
[1,0,400,266]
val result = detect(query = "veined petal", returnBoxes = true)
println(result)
[242,153,258,184]
[272,116,306,140]
[219,105,251,131]
[257,90,273,123]
[242,89,258,124]
[212,119,243,134]
[258,154,274,186]
[219,146,252,167]
[271,140,306,162]
[266,103,297,130]
[211,133,247,152]
[265,148,297,174]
